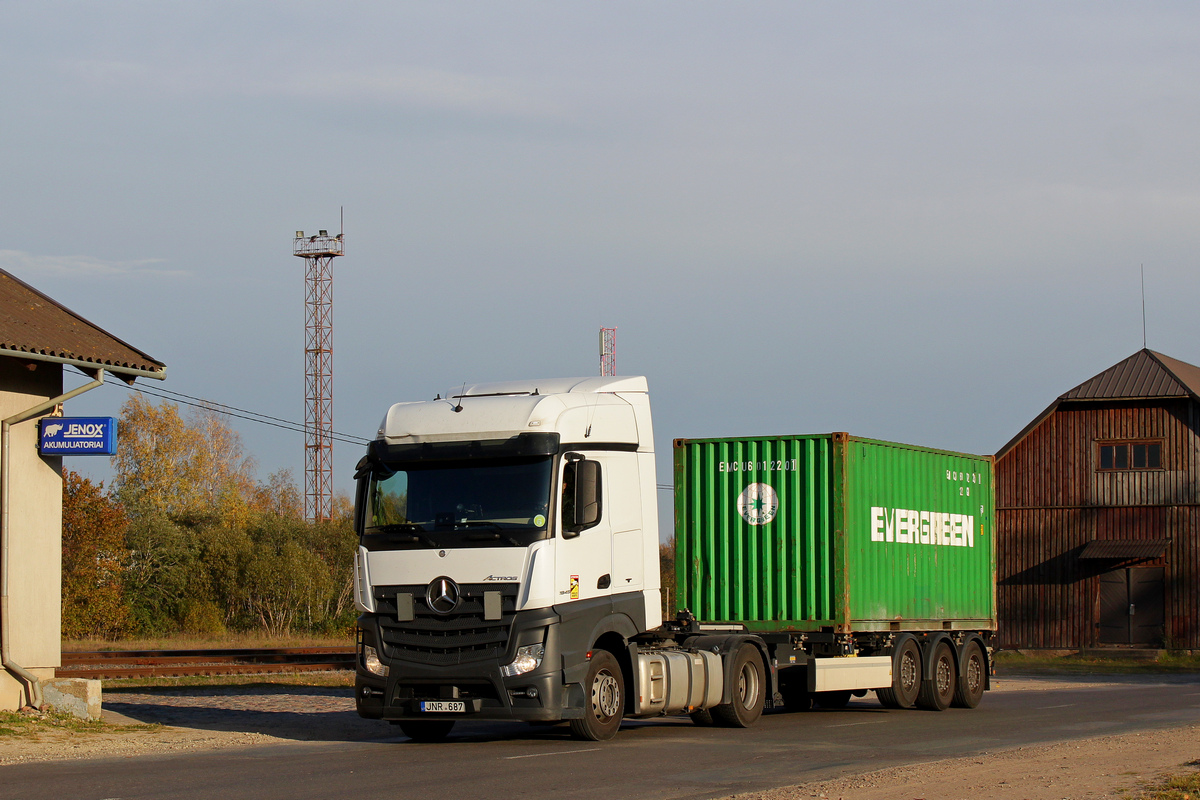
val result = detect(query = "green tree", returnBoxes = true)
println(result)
[61,471,131,639]
[306,518,358,632]
[244,516,333,635]
[122,514,199,634]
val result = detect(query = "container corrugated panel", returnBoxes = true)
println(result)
[674,433,996,633]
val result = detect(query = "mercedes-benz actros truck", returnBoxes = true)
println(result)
[352,376,996,741]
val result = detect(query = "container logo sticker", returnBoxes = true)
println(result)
[737,483,778,526]
[870,507,975,548]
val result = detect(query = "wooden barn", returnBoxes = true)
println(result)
[996,349,1200,651]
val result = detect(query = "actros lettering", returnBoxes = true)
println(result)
[870,507,975,548]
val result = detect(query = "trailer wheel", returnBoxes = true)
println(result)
[569,650,624,741]
[877,638,921,709]
[712,643,765,728]
[917,641,955,711]
[952,641,986,709]
[397,720,455,742]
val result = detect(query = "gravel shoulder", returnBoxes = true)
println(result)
[2,675,1198,800]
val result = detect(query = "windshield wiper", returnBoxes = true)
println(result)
[375,522,426,532]
[367,524,437,548]
[458,521,523,546]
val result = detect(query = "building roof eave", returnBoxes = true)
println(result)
[0,346,166,383]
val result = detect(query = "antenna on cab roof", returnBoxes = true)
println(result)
[453,382,466,413]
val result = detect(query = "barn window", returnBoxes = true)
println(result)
[1098,441,1162,471]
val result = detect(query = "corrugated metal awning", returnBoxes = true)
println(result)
[1078,539,1170,560]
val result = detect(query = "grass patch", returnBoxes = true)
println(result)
[0,710,159,739]
[64,634,352,652]
[103,672,355,691]
[1127,767,1200,800]
[996,650,1200,675]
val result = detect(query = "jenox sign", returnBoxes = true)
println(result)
[39,417,117,456]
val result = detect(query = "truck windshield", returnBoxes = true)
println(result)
[360,456,553,550]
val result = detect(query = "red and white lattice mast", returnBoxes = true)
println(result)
[294,227,344,522]
[600,327,617,377]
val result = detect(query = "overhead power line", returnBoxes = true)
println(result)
[99,376,372,447]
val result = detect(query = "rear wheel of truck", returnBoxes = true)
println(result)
[396,720,455,742]
[917,641,956,711]
[952,641,985,709]
[569,650,624,741]
[876,638,921,709]
[712,643,765,728]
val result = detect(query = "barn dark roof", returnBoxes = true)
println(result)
[997,349,1200,459]
[0,268,165,380]
[1061,350,1200,401]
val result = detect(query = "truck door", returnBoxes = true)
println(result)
[555,455,613,605]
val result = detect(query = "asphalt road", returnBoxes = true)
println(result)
[5,675,1200,800]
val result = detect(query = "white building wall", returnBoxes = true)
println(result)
[0,358,63,710]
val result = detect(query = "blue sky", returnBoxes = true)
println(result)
[4,3,1199,531]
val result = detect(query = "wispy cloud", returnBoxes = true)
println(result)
[64,59,560,118]
[0,250,188,279]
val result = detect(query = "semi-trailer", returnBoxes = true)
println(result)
[352,376,996,741]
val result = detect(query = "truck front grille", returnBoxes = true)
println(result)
[373,583,519,666]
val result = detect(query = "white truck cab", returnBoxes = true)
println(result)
[353,377,672,740]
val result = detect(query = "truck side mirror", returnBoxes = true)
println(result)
[563,458,602,537]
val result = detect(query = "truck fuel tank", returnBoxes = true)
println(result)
[633,649,723,716]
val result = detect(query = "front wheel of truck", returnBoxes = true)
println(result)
[570,650,624,741]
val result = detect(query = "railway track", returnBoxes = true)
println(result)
[59,647,356,679]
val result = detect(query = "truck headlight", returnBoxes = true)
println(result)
[363,644,389,677]
[500,644,545,677]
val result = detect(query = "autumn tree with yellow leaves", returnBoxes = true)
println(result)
[62,395,356,640]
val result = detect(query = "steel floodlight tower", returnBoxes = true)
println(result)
[294,228,344,522]
[600,327,617,377]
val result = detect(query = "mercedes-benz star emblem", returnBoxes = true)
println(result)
[425,577,460,614]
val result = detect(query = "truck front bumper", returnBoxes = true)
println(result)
[354,610,585,723]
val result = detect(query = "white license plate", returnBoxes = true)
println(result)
[419,701,465,713]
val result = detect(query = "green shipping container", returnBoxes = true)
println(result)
[674,433,996,633]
